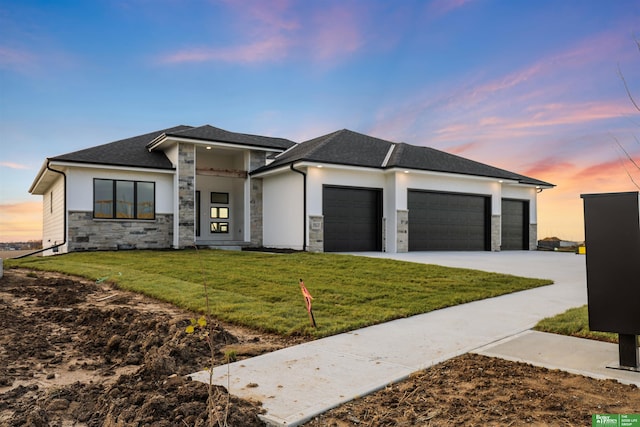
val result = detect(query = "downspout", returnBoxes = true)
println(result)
[17,161,67,258]
[289,163,307,251]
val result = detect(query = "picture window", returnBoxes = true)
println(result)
[93,178,155,220]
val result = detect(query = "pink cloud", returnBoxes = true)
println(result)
[310,5,364,61]
[0,161,30,170]
[158,1,369,66]
[522,157,576,178]
[161,35,293,64]
[505,101,637,130]
[574,157,640,184]
[426,0,475,19]
[159,0,298,65]
[446,141,484,156]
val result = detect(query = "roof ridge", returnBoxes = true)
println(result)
[167,124,294,144]
[283,129,346,160]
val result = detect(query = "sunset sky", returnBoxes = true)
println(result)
[1,0,639,243]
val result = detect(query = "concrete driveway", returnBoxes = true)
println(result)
[350,250,587,288]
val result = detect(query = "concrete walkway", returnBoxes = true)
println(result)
[190,251,637,426]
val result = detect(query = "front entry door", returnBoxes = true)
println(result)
[209,191,230,238]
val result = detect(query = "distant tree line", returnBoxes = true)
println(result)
[0,241,42,251]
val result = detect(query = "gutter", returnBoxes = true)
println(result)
[17,161,67,258]
[289,163,307,251]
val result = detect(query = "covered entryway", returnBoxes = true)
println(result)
[408,190,490,251]
[323,186,382,252]
[501,199,529,250]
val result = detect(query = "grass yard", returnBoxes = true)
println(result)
[6,249,552,337]
[534,305,620,343]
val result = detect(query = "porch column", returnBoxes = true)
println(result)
[308,215,324,252]
[491,215,501,251]
[178,143,195,248]
[396,210,408,253]
[249,151,267,247]
[529,223,537,250]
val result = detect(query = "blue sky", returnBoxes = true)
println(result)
[1,0,639,242]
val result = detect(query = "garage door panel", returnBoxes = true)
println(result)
[408,190,489,251]
[323,187,382,252]
[501,199,529,250]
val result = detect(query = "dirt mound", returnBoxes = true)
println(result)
[0,269,286,426]
[304,353,640,426]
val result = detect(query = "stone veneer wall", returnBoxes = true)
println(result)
[396,210,408,253]
[308,215,324,252]
[250,178,263,247]
[177,143,195,248]
[491,215,501,251]
[529,223,537,250]
[249,152,267,247]
[68,211,173,251]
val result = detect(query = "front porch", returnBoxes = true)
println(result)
[176,143,268,249]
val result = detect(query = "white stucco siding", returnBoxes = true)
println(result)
[263,172,304,249]
[65,167,175,214]
[164,144,179,166]
[42,175,65,251]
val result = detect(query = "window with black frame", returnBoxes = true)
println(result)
[210,192,229,233]
[93,178,155,220]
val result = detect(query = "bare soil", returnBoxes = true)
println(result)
[1,268,638,426]
[0,268,300,426]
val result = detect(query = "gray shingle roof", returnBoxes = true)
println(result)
[388,143,552,186]
[159,125,296,150]
[265,129,392,169]
[254,129,554,187]
[50,125,552,187]
[51,125,296,169]
[51,125,192,169]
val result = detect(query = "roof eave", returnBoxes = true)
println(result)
[29,159,53,194]
[149,134,292,153]
[146,133,168,151]
[252,160,386,177]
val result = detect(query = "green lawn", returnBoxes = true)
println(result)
[534,305,619,343]
[6,249,552,338]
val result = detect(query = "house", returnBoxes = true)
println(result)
[29,125,553,255]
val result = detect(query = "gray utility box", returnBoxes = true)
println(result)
[581,191,640,370]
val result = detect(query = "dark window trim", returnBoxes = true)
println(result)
[93,178,156,220]
[211,192,229,204]
[196,191,201,237]
[210,222,229,233]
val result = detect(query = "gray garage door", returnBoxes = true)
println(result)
[408,190,490,251]
[501,199,529,250]
[323,186,382,252]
